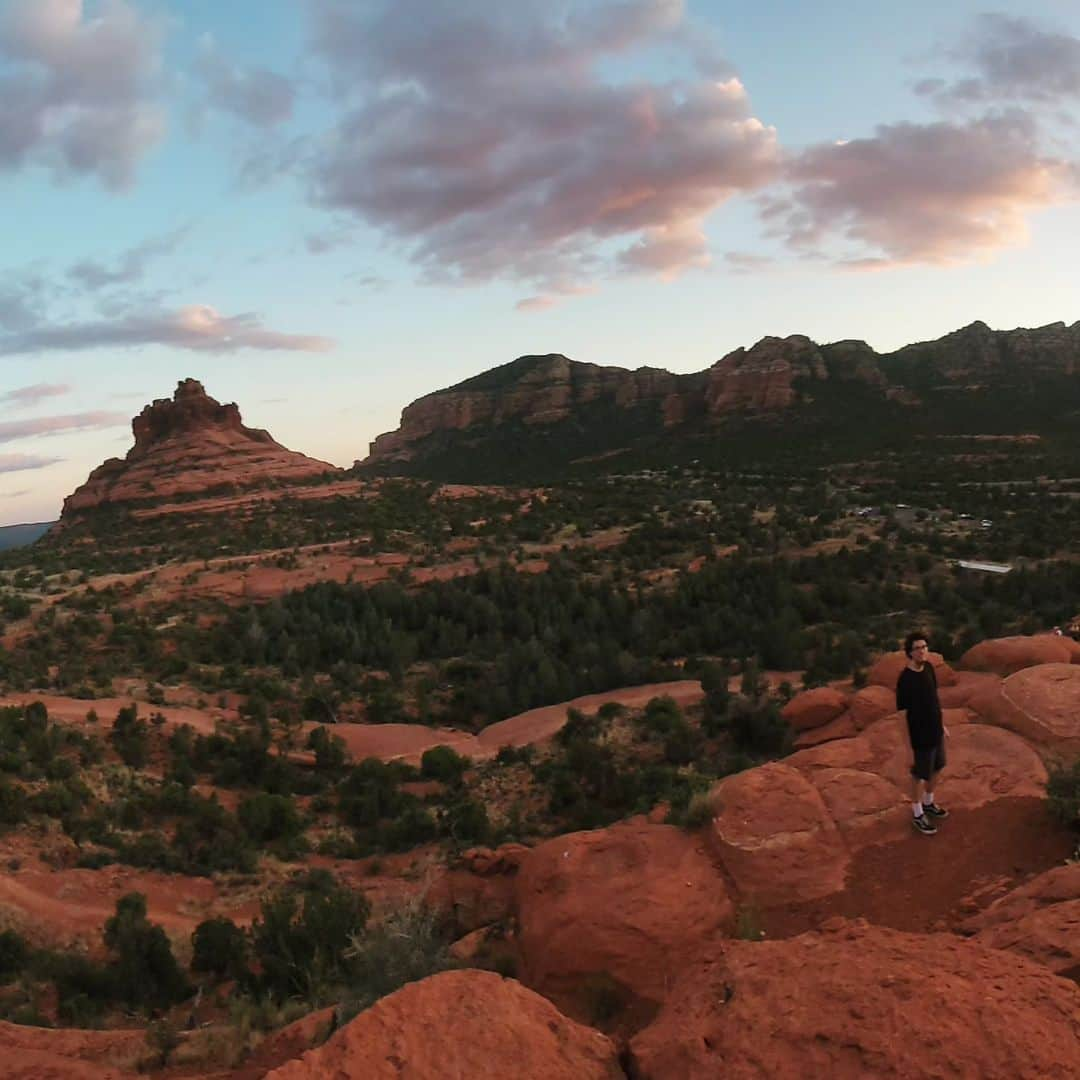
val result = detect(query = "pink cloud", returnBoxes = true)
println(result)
[0,0,165,189]
[763,111,1079,266]
[0,411,125,444]
[0,304,335,356]
[1,382,69,406]
[0,453,62,474]
[307,1,779,291]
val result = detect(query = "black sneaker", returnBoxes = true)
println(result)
[912,813,937,835]
[922,802,948,818]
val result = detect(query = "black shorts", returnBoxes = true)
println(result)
[910,739,946,782]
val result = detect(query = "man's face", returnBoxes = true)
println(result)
[910,639,929,661]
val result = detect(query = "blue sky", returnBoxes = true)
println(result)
[2,0,1080,524]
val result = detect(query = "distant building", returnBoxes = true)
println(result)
[954,559,1012,574]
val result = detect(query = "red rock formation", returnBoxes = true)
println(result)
[961,864,1080,977]
[780,686,848,732]
[61,379,337,517]
[973,662,1080,755]
[866,650,957,689]
[705,762,849,905]
[515,821,733,1014]
[704,335,826,414]
[628,920,1080,1079]
[366,355,701,464]
[264,970,623,1079]
[959,634,1080,675]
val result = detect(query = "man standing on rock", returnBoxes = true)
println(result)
[896,632,949,836]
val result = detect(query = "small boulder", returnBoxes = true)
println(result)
[515,821,732,1012]
[265,970,622,1079]
[780,687,847,732]
[846,684,896,730]
[705,762,848,905]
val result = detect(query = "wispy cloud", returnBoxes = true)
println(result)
[0,411,124,444]
[0,305,335,356]
[0,453,62,474]
[194,34,295,128]
[68,226,189,291]
[1,383,70,407]
[306,0,779,303]
[916,15,1080,109]
[0,0,166,189]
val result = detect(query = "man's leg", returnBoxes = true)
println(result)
[910,754,936,833]
[922,743,949,818]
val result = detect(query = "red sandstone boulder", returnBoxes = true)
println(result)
[867,650,956,689]
[961,863,1080,977]
[628,920,1080,1079]
[937,669,1002,709]
[789,712,1046,819]
[264,970,622,1079]
[705,763,848,904]
[959,634,1080,675]
[780,687,848,732]
[426,843,525,933]
[792,710,857,749]
[974,663,1080,755]
[846,684,896,729]
[515,822,732,1011]
[0,1022,143,1078]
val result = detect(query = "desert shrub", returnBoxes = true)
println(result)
[104,892,191,1012]
[0,929,28,984]
[640,696,683,737]
[251,871,369,1002]
[725,698,792,756]
[110,704,149,768]
[339,896,454,1021]
[238,793,303,845]
[0,780,26,827]
[438,795,490,848]
[191,917,249,982]
[420,744,468,783]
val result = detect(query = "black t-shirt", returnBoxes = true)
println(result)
[896,664,943,750]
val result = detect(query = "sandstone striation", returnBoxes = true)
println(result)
[264,969,623,1080]
[61,379,337,517]
[628,920,1080,1079]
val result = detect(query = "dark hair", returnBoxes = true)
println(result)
[904,631,929,657]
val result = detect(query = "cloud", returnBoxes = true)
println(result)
[1,383,70,406]
[0,304,335,356]
[194,35,294,128]
[0,453,62,474]
[917,15,1080,108]
[0,0,165,189]
[0,270,48,331]
[68,226,189,290]
[762,110,1080,266]
[0,411,124,444]
[306,0,779,291]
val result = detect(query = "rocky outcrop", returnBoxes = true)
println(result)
[959,634,1080,675]
[515,822,733,1012]
[866,650,957,689]
[61,379,337,516]
[264,970,623,1080]
[366,355,702,464]
[973,663,1080,755]
[961,864,1080,978]
[628,920,1080,1079]
[780,686,847,732]
[362,320,1080,469]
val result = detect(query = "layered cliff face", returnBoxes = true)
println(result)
[367,355,704,464]
[62,379,338,517]
[362,320,1080,470]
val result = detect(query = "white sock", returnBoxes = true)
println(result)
[923,791,935,806]
[912,802,923,818]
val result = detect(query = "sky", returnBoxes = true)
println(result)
[2,1,1080,525]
